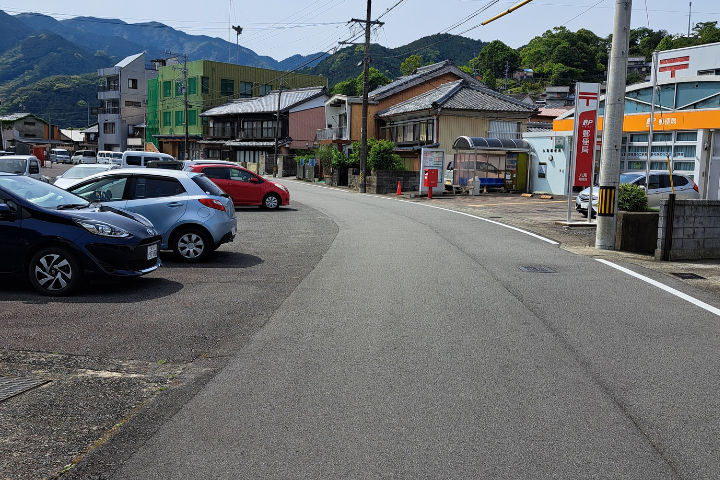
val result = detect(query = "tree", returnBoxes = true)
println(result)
[367,139,404,171]
[693,22,720,44]
[332,77,358,96]
[483,70,497,90]
[357,68,392,94]
[656,36,674,52]
[400,55,423,76]
[471,40,520,79]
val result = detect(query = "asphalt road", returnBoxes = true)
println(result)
[83,180,720,479]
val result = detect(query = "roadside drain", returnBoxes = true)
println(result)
[518,266,556,273]
[0,376,50,402]
[670,272,706,280]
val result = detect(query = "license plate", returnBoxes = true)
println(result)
[232,225,237,235]
[580,202,589,209]
[147,244,158,260]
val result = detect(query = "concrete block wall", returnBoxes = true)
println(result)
[348,171,420,194]
[656,200,720,260]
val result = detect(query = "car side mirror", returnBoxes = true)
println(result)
[0,203,13,219]
[249,177,259,183]
[639,185,646,190]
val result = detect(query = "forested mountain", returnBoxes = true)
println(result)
[304,34,488,87]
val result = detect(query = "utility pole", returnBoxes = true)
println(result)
[183,54,189,160]
[688,2,692,37]
[505,60,509,91]
[595,0,632,250]
[232,26,243,65]
[273,83,283,177]
[348,1,384,193]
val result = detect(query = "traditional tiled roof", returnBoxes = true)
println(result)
[0,113,45,123]
[376,80,538,118]
[201,87,328,117]
[368,60,482,100]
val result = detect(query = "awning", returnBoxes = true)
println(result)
[452,136,532,152]
[394,143,440,151]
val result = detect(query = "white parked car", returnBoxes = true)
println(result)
[50,148,71,164]
[0,155,47,182]
[71,150,97,164]
[53,163,120,189]
[117,151,175,168]
[576,172,699,215]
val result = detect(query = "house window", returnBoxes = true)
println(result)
[103,122,116,134]
[188,110,197,126]
[175,111,184,126]
[128,78,138,89]
[220,79,234,97]
[239,81,253,98]
[163,112,171,128]
[175,81,184,96]
[188,77,197,95]
[124,101,142,107]
[260,84,272,96]
[201,77,209,94]
[24,121,36,127]
[163,81,172,98]
[262,120,276,138]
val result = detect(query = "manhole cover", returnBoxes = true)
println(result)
[0,376,50,402]
[670,272,706,280]
[518,266,556,273]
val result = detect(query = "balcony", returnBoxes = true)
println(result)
[97,107,120,115]
[316,127,348,142]
[98,84,120,92]
[97,84,120,100]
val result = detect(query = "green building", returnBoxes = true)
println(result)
[146,60,327,159]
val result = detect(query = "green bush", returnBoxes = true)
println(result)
[618,183,649,211]
[348,139,404,171]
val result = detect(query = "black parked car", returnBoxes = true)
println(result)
[0,173,162,296]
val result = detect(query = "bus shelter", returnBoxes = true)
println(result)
[451,136,532,194]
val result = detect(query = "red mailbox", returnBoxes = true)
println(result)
[423,168,438,188]
[424,168,438,199]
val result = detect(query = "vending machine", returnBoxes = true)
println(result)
[503,153,528,191]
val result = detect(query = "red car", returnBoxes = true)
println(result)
[186,163,289,209]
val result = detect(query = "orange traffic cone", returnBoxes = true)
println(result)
[396,181,402,195]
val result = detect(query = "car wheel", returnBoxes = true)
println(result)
[28,247,81,296]
[262,193,281,210]
[172,228,211,262]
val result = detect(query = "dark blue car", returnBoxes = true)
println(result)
[0,173,162,296]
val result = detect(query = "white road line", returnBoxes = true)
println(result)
[278,179,559,245]
[398,200,560,245]
[596,259,720,317]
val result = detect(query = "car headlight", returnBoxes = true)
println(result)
[274,183,288,192]
[76,220,131,238]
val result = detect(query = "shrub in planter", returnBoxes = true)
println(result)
[618,183,649,211]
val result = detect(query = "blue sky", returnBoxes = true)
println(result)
[1,0,718,60]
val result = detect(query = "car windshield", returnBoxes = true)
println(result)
[112,153,123,159]
[62,166,111,179]
[620,174,643,184]
[54,150,69,156]
[0,175,87,209]
[0,158,28,174]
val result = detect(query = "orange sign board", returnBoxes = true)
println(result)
[554,110,720,133]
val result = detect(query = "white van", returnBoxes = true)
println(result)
[71,150,97,164]
[119,151,175,168]
[50,148,71,164]
[97,151,115,164]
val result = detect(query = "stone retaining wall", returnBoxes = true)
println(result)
[656,199,720,260]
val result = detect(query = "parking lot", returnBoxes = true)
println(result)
[0,200,338,479]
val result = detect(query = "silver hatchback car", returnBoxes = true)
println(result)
[576,171,699,215]
[63,169,237,262]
